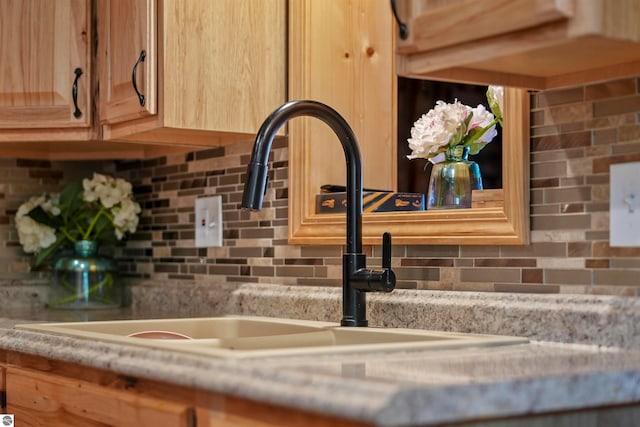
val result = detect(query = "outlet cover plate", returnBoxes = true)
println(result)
[610,162,640,247]
[195,196,223,247]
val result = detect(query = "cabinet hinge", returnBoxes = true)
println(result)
[1,390,6,410]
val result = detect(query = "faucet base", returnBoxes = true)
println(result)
[340,317,368,327]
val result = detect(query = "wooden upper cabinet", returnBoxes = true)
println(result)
[98,0,157,125]
[395,0,640,89]
[0,0,92,141]
[99,0,286,146]
[0,0,285,157]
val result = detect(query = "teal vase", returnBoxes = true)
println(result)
[49,240,121,309]
[426,146,483,209]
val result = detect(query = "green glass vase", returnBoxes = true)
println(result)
[426,146,483,209]
[49,240,121,309]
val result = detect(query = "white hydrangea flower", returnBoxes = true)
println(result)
[16,194,44,218]
[112,198,142,239]
[16,173,141,265]
[40,192,61,216]
[83,173,141,239]
[16,216,57,253]
[83,173,135,209]
[15,195,57,253]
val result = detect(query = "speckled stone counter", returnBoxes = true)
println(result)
[132,281,640,348]
[2,282,640,426]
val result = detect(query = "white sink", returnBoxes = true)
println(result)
[17,316,528,359]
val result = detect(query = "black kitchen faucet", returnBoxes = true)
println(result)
[241,100,396,326]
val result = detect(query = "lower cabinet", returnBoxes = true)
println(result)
[5,366,194,427]
[6,350,637,426]
[2,351,370,427]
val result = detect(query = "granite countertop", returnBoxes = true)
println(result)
[2,282,640,426]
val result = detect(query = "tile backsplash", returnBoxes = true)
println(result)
[3,76,640,296]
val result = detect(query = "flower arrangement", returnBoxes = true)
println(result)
[407,85,504,163]
[15,173,141,266]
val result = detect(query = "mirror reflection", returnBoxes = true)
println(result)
[397,77,503,196]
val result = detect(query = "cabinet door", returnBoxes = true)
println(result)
[100,0,286,146]
[98,0,157,125]
[0,0,91,131]
[161,0,287,136]
[5,366,194,427]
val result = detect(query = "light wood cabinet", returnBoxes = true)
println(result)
[0,0,93,141]
[3,351,369,427]
[0,0,161,159]
[99,0,286,146]
[4,347,640,426]
[5,348,640,426]
[6,366,194,426]
[98,0,157,125]
[288,0,529,246]
[0,0,285,159]
[394,0,640,90]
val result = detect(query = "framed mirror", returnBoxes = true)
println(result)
[287,0,529,246]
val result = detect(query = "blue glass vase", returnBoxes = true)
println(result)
[426,146,483,209]
[49,240,121,309]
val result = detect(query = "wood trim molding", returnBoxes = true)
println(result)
[289,83,530,245]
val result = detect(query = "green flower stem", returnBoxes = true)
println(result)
[59,226,77,243]
[92,210,115,239]
[82,206,109,240]
[436,174,445,206]
[69,218,90,239]
[51,272,115,306]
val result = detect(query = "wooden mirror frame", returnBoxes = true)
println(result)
[287,2,530,246]
[288,87,529,246]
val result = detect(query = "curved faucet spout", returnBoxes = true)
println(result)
[241,100,395,327]
[241,100,363,254]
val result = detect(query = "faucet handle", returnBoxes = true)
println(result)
[382,232,392,271]
[349,232,396,292]
[381,232,396,291]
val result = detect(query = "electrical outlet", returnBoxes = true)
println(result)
[195,196,223,247]
[610,162,640,247]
